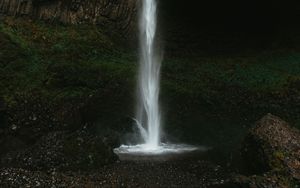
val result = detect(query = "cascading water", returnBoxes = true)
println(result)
[114,0,203,156]
[137,0,161,149]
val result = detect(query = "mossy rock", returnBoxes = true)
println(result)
[240,114,300,187]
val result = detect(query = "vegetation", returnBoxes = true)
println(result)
[0,17,136,101]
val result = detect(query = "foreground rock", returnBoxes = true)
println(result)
[236,114,300,187]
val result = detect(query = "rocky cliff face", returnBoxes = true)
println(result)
[0,0,137,35]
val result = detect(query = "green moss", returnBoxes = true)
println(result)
[0,17,137,106]
[2,17,299,105]
[163,53,300,95]
[270,150,286,171]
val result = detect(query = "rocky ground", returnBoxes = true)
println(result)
[0,160,230,188]
[0,114,299,187]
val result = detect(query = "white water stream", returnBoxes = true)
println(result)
[114,0,203,156]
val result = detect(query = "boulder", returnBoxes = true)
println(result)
[239,114,300,187]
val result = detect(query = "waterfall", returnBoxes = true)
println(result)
[136,0,161,149]
[113,0,201,156]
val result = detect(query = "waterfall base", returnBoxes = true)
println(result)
[113,144,208,161]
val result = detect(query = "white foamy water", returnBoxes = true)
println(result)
[114,144,205,155]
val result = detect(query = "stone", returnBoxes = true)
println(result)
[236,114,300,187]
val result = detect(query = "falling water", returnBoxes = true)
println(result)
[136,0,161,149]
[113,0,203,156]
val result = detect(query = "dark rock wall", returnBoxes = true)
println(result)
[0,0,137,35]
